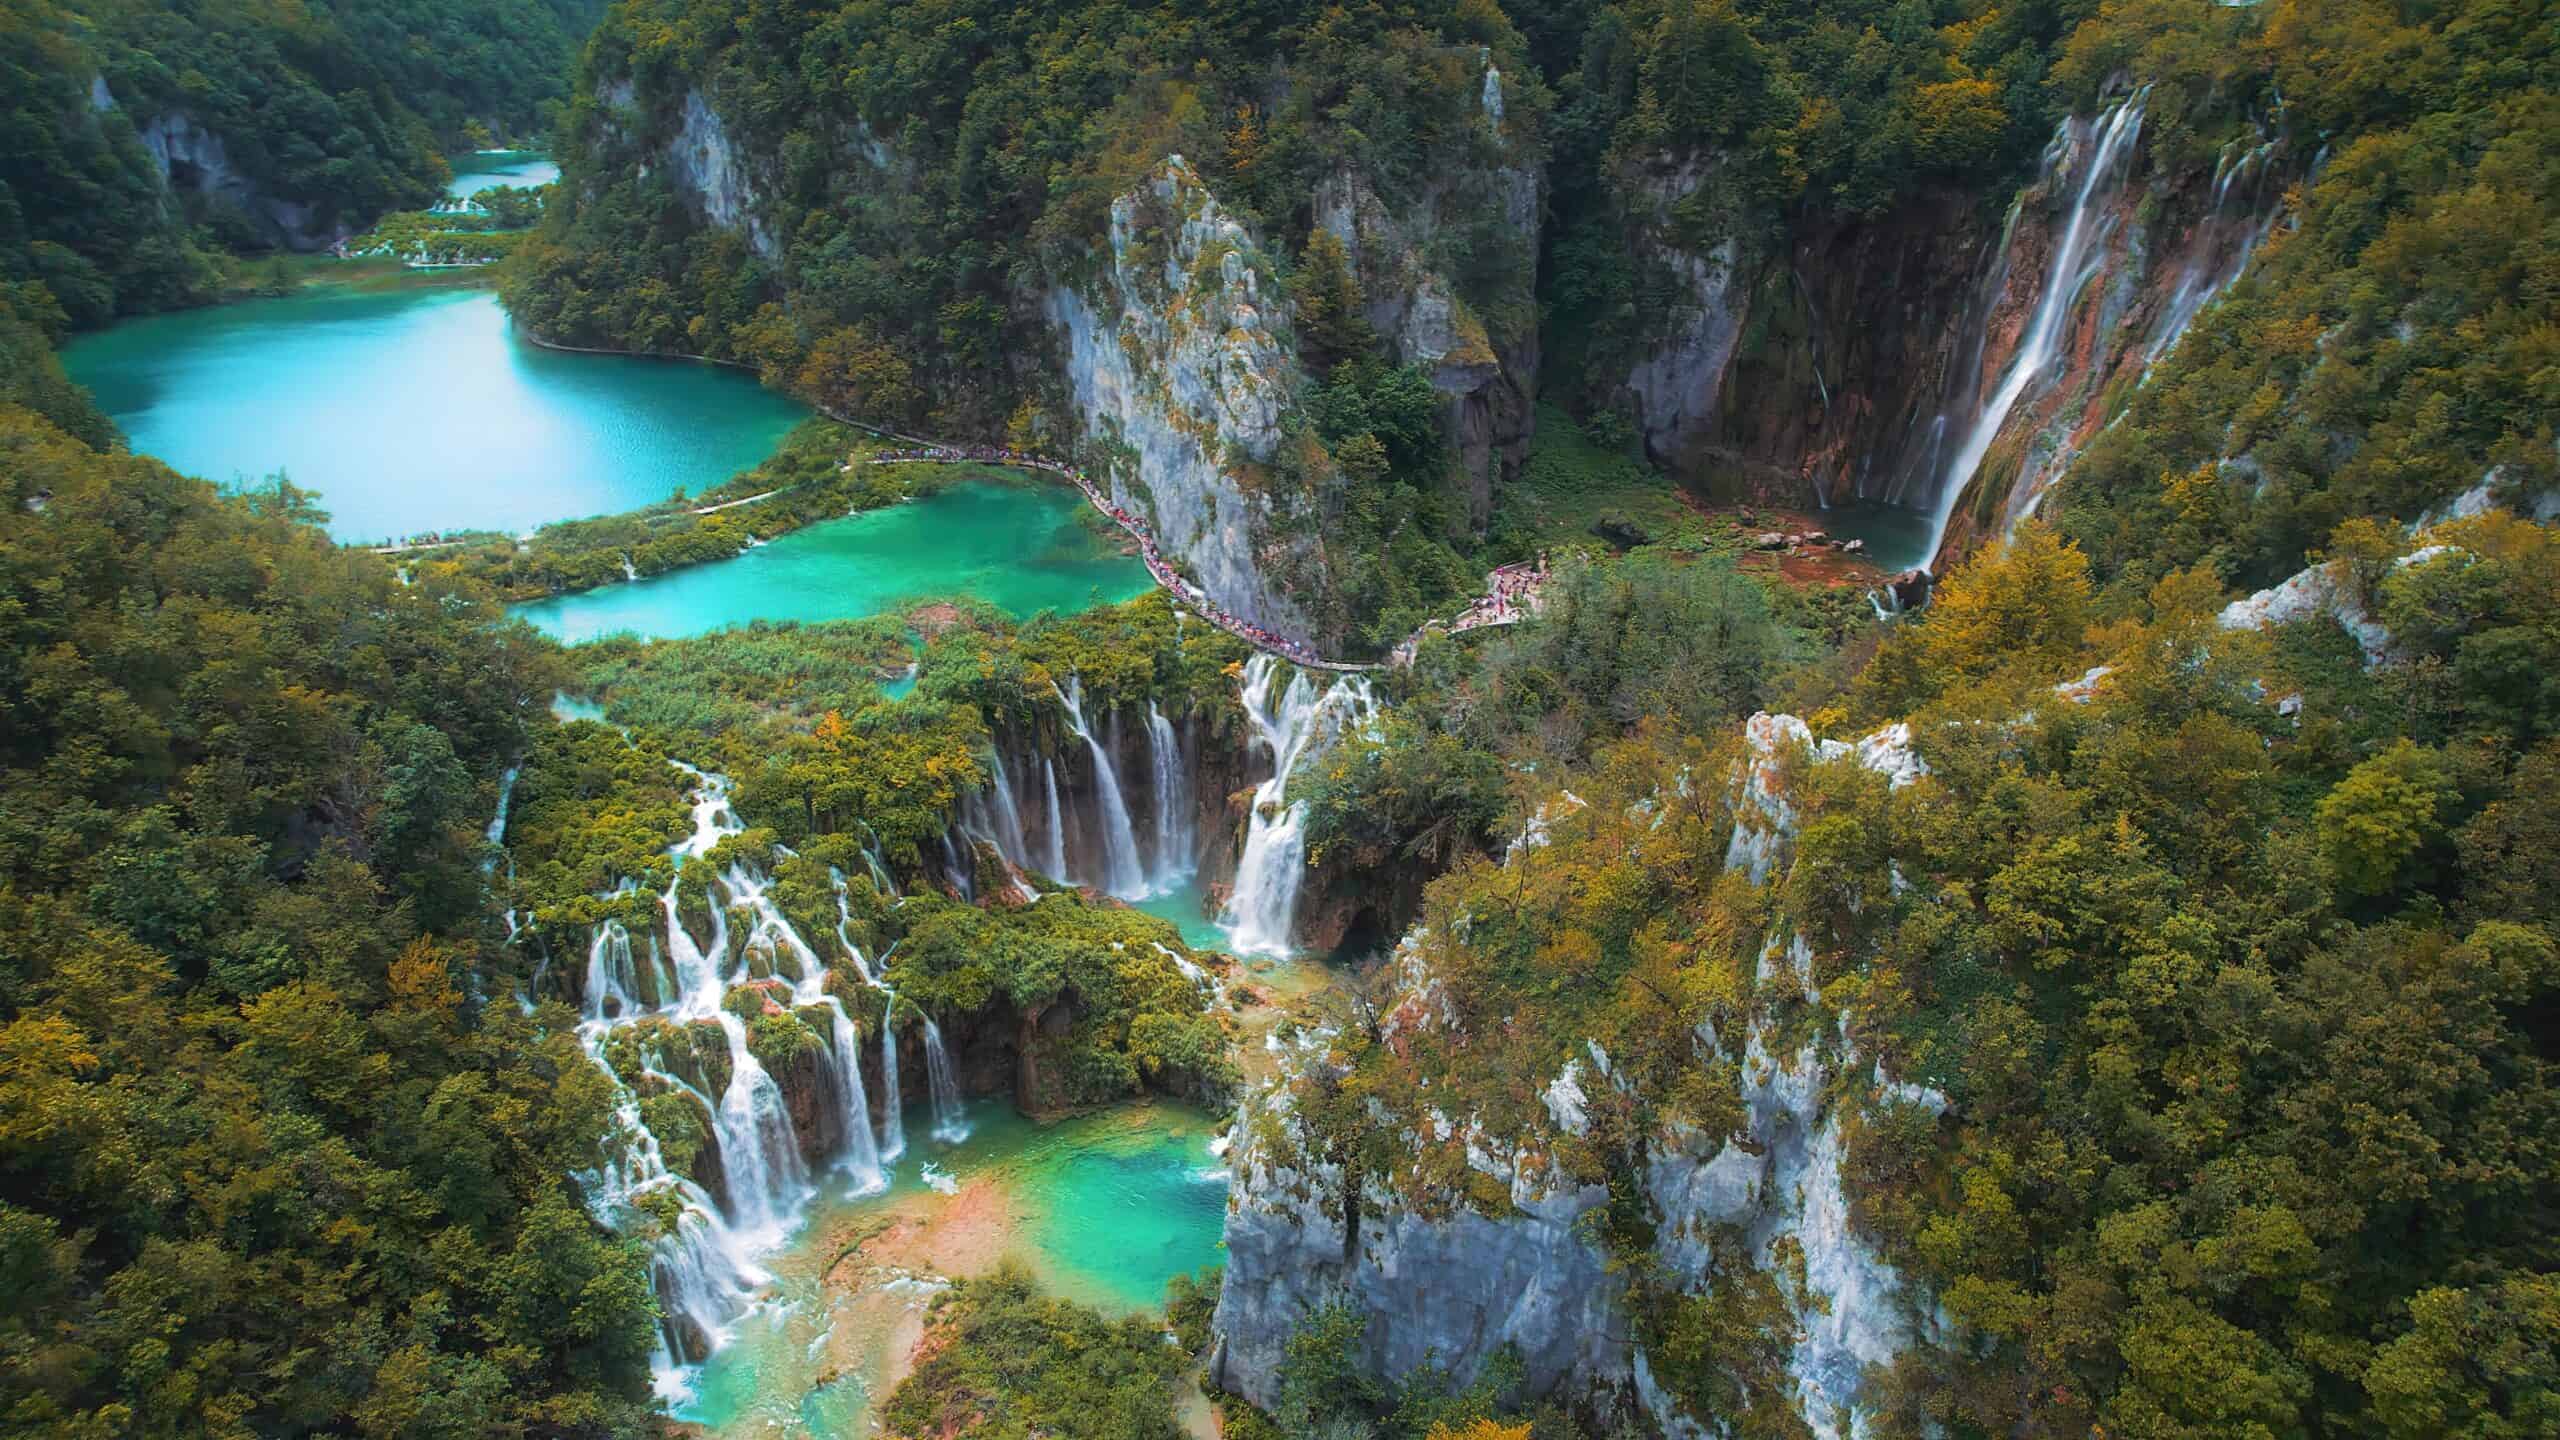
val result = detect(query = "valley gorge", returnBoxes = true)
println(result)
[3,0,2554,1437]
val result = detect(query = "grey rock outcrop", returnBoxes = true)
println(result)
[1213,715,1942,1438]
[1309,59,1541,534]
[120,93,347,252]
[1045,157,1321,641]
[668,90,777,261]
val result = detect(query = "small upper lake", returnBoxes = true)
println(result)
[512,479,1155,643]
[447,150,560,197]
[61,286,805,544]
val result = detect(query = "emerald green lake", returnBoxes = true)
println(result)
[671,1098,1226,1435]
[59,286,804,544]
[511,479,1154,643]
[447,150,559,196]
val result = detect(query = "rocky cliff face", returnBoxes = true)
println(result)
[94,80,351,252]
[1311,62,1542,534]
[1046,158,1324,641]
[1212,714,1938,1437]
[1614,94,2295,567]
[667,90,779,261]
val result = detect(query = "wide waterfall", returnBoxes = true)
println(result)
[1222,655,1378,958]
[960,676,1200,902]
[564,764,925,1387]
[1912,93,2147,569]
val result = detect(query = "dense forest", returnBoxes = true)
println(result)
[0,0,600,323]
[1,0,2555,1436]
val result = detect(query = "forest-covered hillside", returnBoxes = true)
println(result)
[0,0,602,323]
[0,0,2554,1436]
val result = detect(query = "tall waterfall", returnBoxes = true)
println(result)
[1222,655,1378,958]
[1054,676,1147,898]
[1041,756,1069,883]
[921,1016,970,1143]
[877,985,906,1161]
[1915,92,2148,569]
[818,999,885,1192]
[985,748,1030,859]
[1147,701,1195,891]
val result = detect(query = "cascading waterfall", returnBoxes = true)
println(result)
[1915,92,2148,571]
[1053,676,1148,898]
[921,1016,970,1143]
[1146,701,1195,890]
[817,999,885,1192]
[709,1010,809,1240]
[1222,655,1379,958]
[563,763,926,1390]
[828,864,904,1162]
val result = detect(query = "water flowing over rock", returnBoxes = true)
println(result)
[1222,655,1379,957]
[921,1016,970,1143]
[1054,676,1147,898]
[1213,714,1937,1435]
[566,765,909,1389]
[1908,93,2149,566]
[1146,701,1196,894]
[957,690,1209,901]
[1616,91,2296,572]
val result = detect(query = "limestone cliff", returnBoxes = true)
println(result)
[1212,714,1938,1437]
[1046,158,1324,642]
[92,80,354,253]
[1610,93,2296,568]
[1311,61,1542,535]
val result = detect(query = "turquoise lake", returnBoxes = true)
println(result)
[447,151,560,196]
[511,478,1154,642]
[59,286,805,544]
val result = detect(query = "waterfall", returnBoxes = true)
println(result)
[1041,755,1069,883]
[1916,92,2148,570]
[1147,702,1195,890]
[1054,676,1147,898]
[1221,655,1378,958]
[585,921,640,1021]
[921,1016,970,1143]
[577,1064,763,1380]
[569,760,921,1389]
[709,1012,809,1240]
[818,999,885,1193]
[486,764,519,848]
[986,747,1031,860]
[877,986,906,1161]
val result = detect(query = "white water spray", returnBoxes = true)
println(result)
[921,1016,970,1143]
[1146,702,1195,891]
[1054,676,1147,898]
[1221,655,1378,958]
[1918,92,2147,570]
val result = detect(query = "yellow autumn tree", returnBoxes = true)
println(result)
[1425,1421,1532,1440]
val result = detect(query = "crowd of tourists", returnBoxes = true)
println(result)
[866,443,1545,670]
